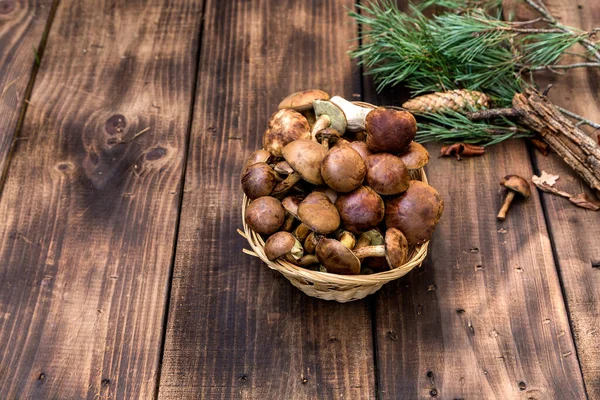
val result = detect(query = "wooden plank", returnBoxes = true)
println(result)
[365,4,588,399]
[503,1,600,398]
[158,1,375,399]
[0,0,203,398]
[0,0,54,185]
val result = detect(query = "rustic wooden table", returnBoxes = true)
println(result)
[0,0,598,399]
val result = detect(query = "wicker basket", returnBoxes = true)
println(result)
[239,101,429,302]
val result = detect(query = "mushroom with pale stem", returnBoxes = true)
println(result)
[241,162,278,200]
[398,142,430,170]
[335,186,385,234]
[330,97,417,154]
[311,100,347,139]
[264,231,304,264]
[354,229,386,272]
[329,96,371,132]
[321,146,366,193]
[316,238,361,275]
[365,153,410,195]
[245,196,286,235]
[244,149,272,170]
[385,181,444,246]
[353,228,409,270]
[298,254,319,267]
[263,109,311,157]
[497,175,530,221]
[298,192,340,235]
[271,139,328,198]
[278,89,330,112]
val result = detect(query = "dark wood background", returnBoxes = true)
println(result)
[0,0,597,399]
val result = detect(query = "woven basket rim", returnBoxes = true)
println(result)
[240,100,429,288]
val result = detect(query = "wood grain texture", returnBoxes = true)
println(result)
[0,0,54,185]
[503,0,600,398]
[365,3,587,399]
[158,1,374,399]
[0,0,203,398]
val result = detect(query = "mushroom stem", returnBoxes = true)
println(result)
[354,245,385,259]
[304,232,320,254]
[330,96,371,132]
[497,191,516,221]
[337,231,356,250]
[281,213,296,232]
[294,223,311,241]
[271,172,302,198]
[354,233,372,250]
[311,115,331,140]
[298,254,319,267]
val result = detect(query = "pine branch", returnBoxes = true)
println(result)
[518,62,600,70]
[524,0,600,62]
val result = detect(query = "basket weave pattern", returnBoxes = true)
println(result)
[240,101,429,302]
[240,168,429,302]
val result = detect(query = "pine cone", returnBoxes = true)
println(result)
[402,89,491,113]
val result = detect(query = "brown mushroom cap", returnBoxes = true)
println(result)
[346,141,372,162]
[335,186,385,234]
[365,108,417,154]
[365,153,410,195]
[282,139,328,185]
[397,141,430,170]
[316,238,361,275]
[244,149,272,170]
[263,109,311,157]
[500,175,531,197]
[298,192,340,234]
[241,162,278,200]
[321,146,366,193]
[245,196,286,235]
[264,231,303,261]
[385,181,444,245]
[384,228,409,269]
[278,90,330,112]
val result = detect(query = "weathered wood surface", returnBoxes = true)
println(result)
[0,0,203,398]
[0,0,54,186]
[504,0,600,398]
[365,2,588,399]
[157,0,375,399]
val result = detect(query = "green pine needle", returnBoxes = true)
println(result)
[350,0,599,145]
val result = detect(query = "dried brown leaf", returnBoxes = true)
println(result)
[569,193,600,211]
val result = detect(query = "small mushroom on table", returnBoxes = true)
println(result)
[263,109,311,157]
[245,196,286,235]
[353,228,409,270]
[497,175,530,221]
[385,181,444,246]
[264,231,304,264]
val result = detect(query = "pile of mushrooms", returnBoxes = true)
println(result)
[242,89,444,275]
